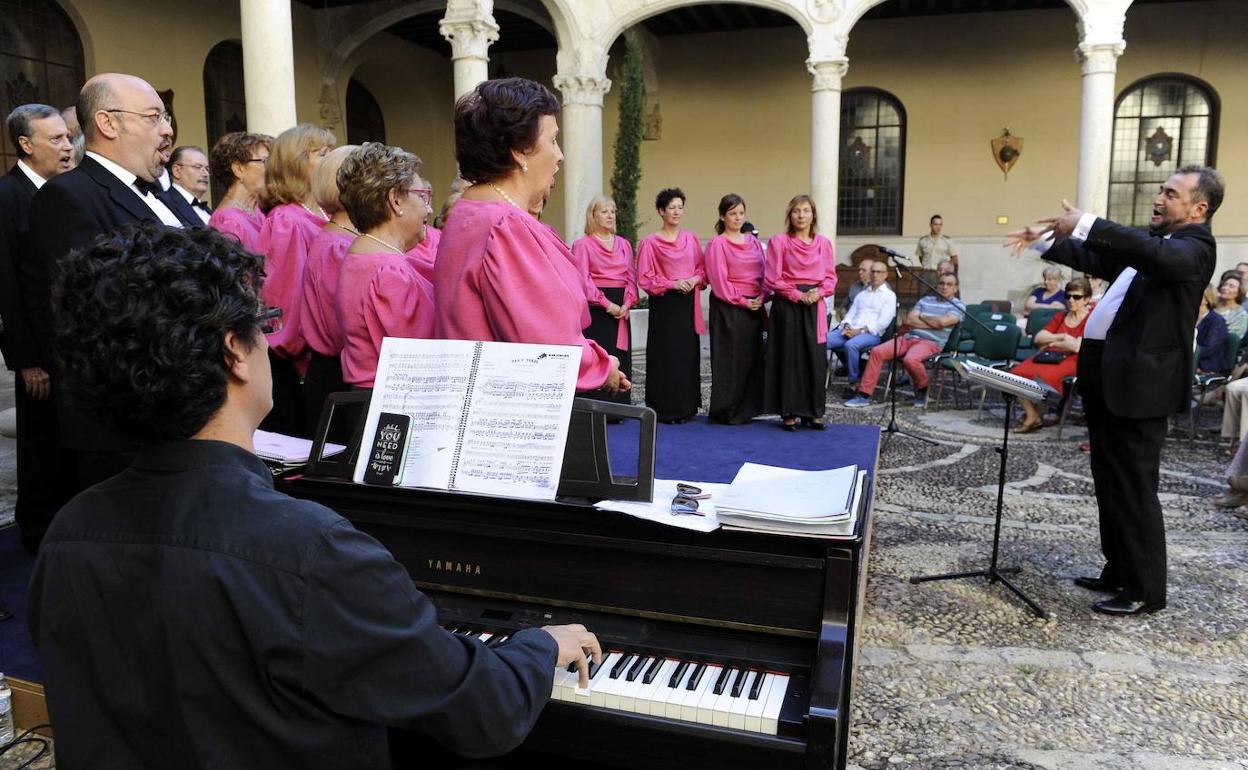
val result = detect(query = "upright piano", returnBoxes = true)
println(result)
[278,426,877,770]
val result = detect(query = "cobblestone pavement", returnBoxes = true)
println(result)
[633,352,1248,770]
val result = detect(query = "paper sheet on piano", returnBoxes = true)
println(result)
[353,337,579,500]
[594,479,729,532]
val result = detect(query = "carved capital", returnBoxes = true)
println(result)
[1075,40,1125,76]
[318,80,341,132]
[806,58,849,93]
[439,17,499,62]
[553,73,612,108]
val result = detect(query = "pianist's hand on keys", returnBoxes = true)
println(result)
[542,624,603,689]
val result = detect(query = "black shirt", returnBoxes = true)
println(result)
[28,439,557,769]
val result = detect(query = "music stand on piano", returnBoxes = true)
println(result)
[909,360,1055,618]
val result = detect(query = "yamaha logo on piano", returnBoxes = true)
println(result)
[427,559,482,575]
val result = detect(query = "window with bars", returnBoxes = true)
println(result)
[1108,75,1217,227]
[0,0,84,172]
[838,88,905,235]
[346,79,386,145]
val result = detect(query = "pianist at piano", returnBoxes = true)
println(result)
[26,225,604,768]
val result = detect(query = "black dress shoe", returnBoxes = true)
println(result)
[781,418,798,432]
[801,417,827,430]
[1092,596,1167,616]
[1073,576,1122,593]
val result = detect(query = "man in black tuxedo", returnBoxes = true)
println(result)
[0,104,74,552]
[1009,165,1224,616]
[158,145,212,227]
[25,72,182,501]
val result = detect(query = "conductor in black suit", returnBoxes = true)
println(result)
[25,72,182,496]
[1008,165,1224,616]
[158,145,212,227]
[0,104,74,552]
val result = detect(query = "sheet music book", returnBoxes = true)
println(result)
[254,429,346,466]
[720,470,868,539]
[955,359,1060,404]
[714,462,860,534]
[353,337,580,500]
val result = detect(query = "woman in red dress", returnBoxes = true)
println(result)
[1010,277,1092,433]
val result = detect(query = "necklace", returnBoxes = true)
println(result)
[329,221,359,235]
[489,183,522,209]
[300,202,329,221]
[361,232,404,255]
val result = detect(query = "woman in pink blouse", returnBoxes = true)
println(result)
[207,131,271,253]
[434,78,628,396]
[763,194,837,430]
[405,176,440,283]
[637,187,705,423]
[571,196,637,405]
[256,123,335,436]
[336,143,435,389]
[298,144,357,432]
[705,194,767,424]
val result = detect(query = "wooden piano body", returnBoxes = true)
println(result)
[279,427,877,770]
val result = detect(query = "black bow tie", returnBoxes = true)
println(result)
[191,198,208,210]
[133,178,161,197]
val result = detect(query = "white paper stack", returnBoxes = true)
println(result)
[253,430,346,468]
[716,463,867,539]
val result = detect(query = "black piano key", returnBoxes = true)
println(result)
[732,669,751,698]
[667,660,690,689]
[626,655,649,682]
[642,657,664,685]
[486,635,508,648]
[748,670,765,700]
[585,656,605,680]
[714,667,735,696]
[609,653,634,679]
[685,662,708,690]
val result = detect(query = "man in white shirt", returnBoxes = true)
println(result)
[159,145,212,227]
[827,259,896,391]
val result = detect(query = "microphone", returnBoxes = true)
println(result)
[878,246,912,262]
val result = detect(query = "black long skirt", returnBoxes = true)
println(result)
[260,350,307,437]
[763,287,826,419]
[708,293,765,424]
[645,290,701,422]
[584,286,632,405]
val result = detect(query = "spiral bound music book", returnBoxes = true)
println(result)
[353,337,580,500]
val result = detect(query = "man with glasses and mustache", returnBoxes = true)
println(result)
[159,145,213,227]
[1007,165,1224,616]
[25,73,184,520]
[827,259,896,395]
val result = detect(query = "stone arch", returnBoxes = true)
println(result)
[48,0,95,73]
[597,0,813,49]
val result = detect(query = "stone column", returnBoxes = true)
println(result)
[240,0,298,135]
[807,59,849,238]
[1075,40,1125,216]
[439,16,500,101]
[553,73,611,239]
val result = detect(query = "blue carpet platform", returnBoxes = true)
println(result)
[0,417,879,686]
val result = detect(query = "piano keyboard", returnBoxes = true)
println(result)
[446,627,790,736]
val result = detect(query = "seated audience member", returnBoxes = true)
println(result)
[846,272,963,409]
[208,131,272,253]
[299,144,358,430]
[827,259,896,394]
[1215,272,1248,337]
[1237,261,1248,284]
[841,259,871,318]
[1088,275,1107,302]
[336,143,435,389]
[1218,377,1248,455]
[1008,277,1092,433]
[435,78,628,395]
[1023,265,1066,316]
[937,259,956,277]
[1196,286,1229,374]
[32,223,601,768]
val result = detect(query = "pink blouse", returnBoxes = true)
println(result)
[637,230,706,335]
[405,224,442,284]
[571,234,638,350]
[705,235,768,307]
[433,198,612,392]
[764,232,838,343]
[208,205,266,254]
[257,203,325,369]
[336,250,435,388]
[299,226,355,357]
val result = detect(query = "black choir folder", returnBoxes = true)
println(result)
[354,338,580,501]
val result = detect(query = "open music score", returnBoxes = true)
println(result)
[353,338,580,500]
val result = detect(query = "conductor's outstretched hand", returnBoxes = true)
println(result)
[1004,198,1086,257]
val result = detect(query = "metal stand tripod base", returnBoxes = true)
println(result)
[908,392,1048,619]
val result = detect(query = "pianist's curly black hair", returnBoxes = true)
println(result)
[52,223,266,441]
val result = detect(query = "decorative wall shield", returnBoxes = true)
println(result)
[992,128,1023,178]
[1145,126,1173,167]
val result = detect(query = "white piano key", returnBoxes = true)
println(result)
[691,665,724,724]
[577,652,621,706]
[710,669,740,727]
[683,663,723,723]
[551,666,578,702]
[615,659,651,713]
[727,671,755,730]
[475,633,493,643]
[743,673,774,733]
[666,664,698,721]
[760,673,790,736]
[655,661,690,718]
[596,653,631,709]
[637,659,678,716]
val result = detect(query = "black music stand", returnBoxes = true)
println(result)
[909,364,1049,619]
[879,256,936,447]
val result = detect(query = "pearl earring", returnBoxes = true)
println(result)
[397,209,403,216]
[522,162,529,172]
